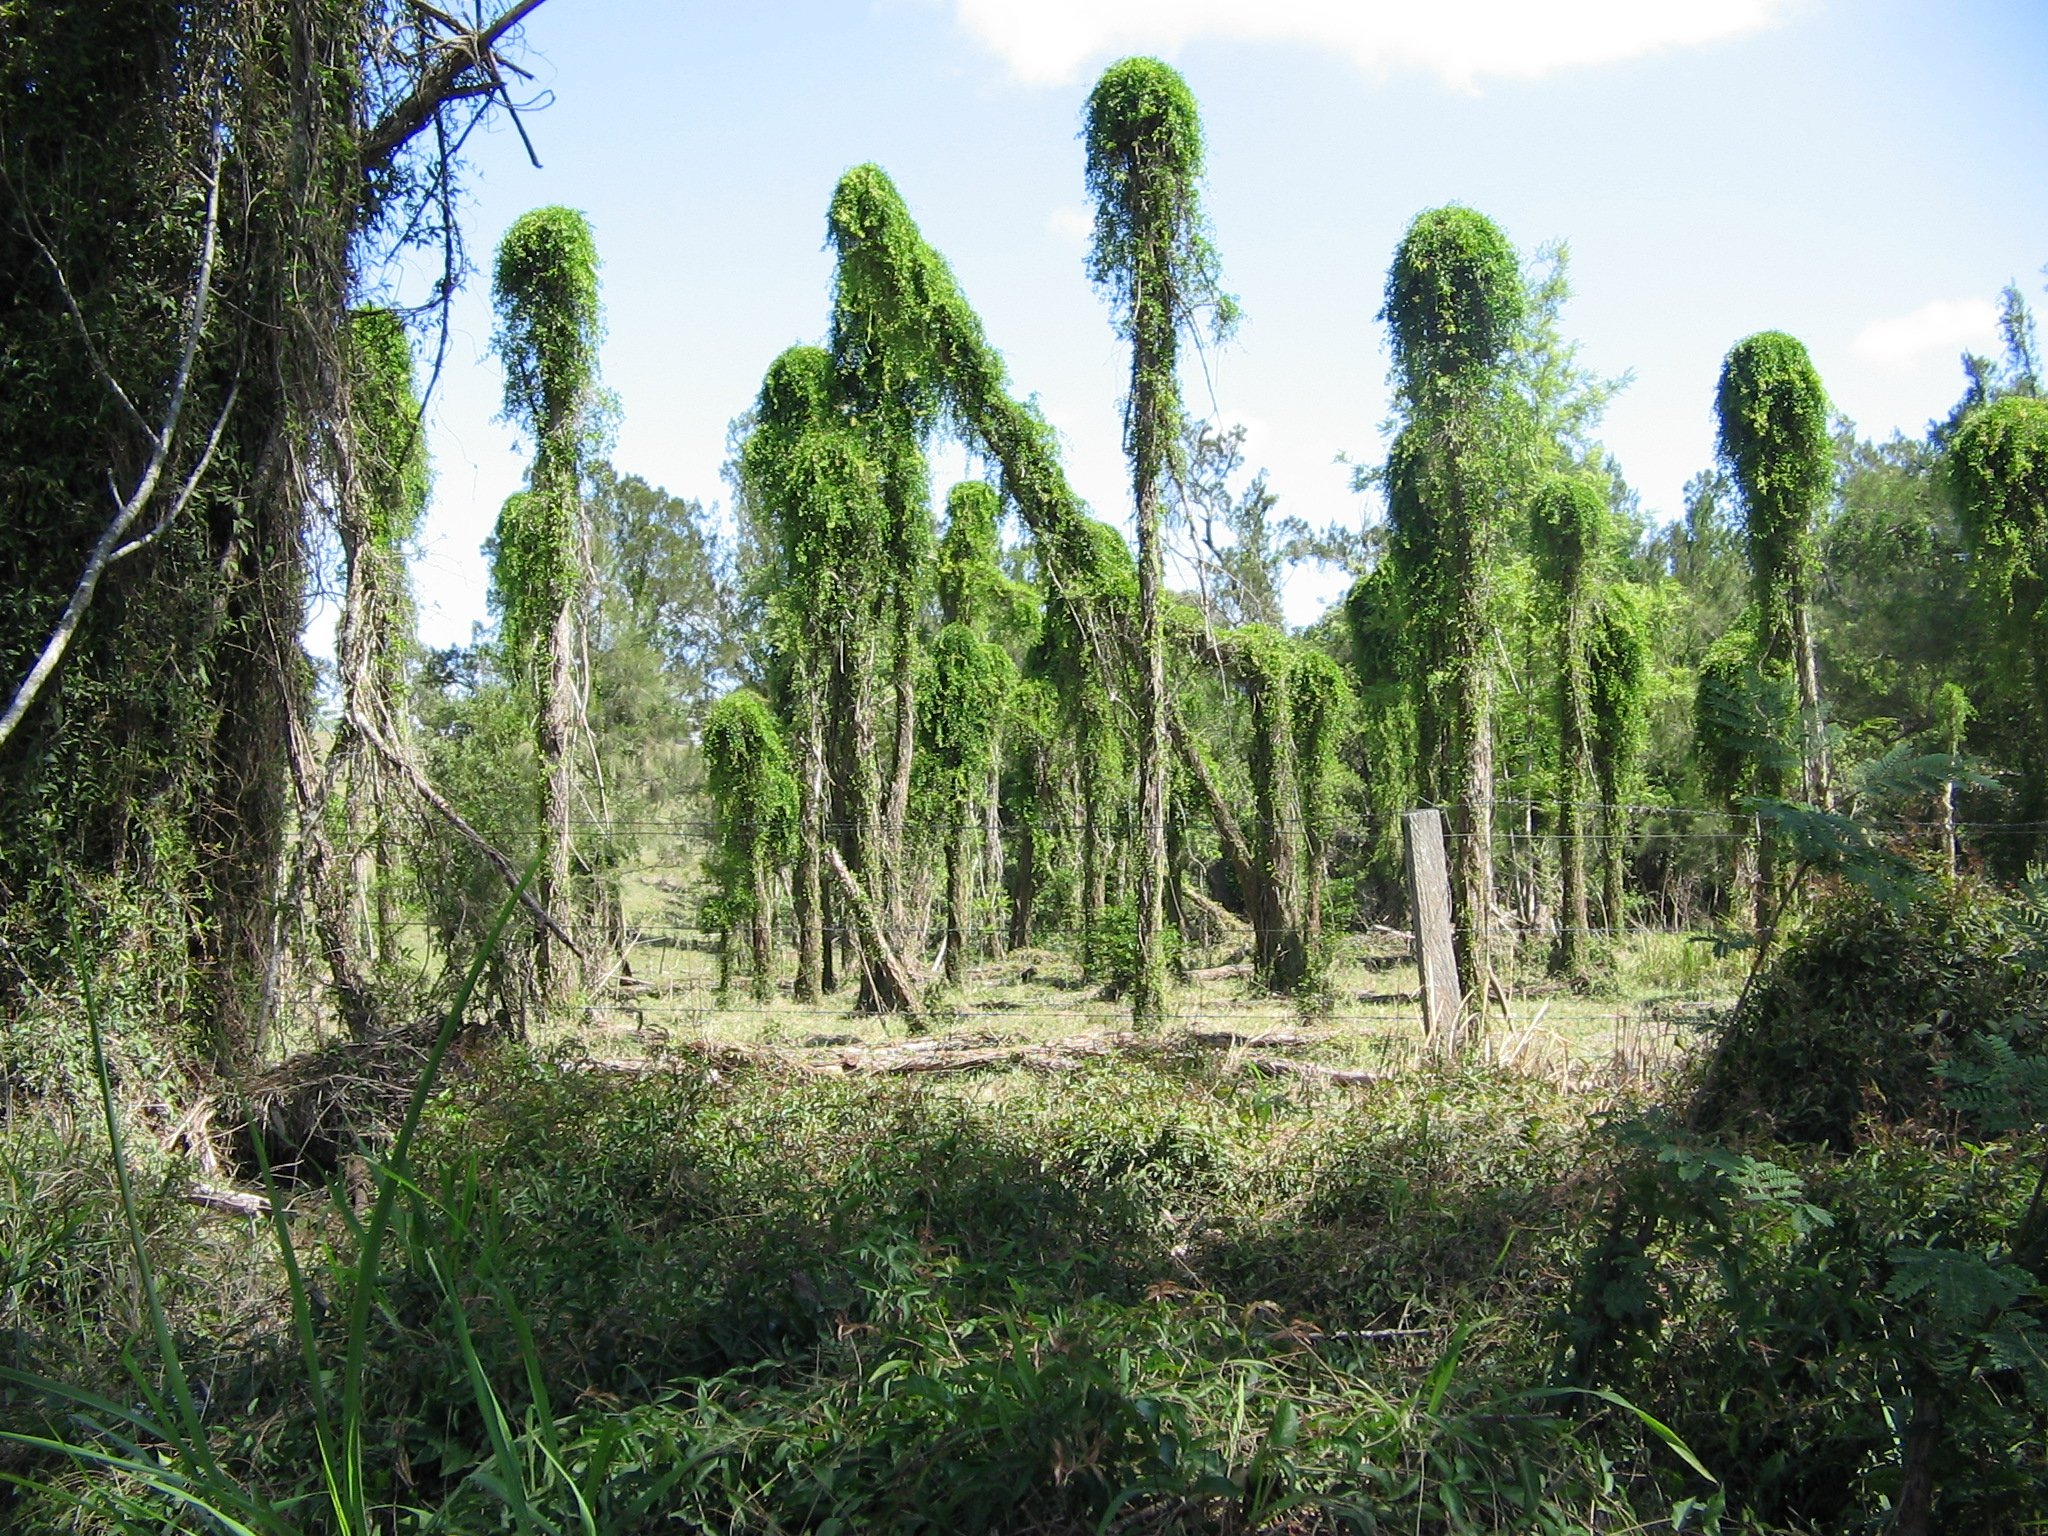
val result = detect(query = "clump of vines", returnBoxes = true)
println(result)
[703,689,798,1002]
[491,204,605,1008]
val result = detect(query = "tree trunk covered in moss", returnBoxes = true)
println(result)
[0,2,443,1071]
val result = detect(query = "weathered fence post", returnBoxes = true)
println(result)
[1403,808,1463,1050]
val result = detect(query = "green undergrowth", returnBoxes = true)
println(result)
[3,1055,1713,1533]
[6,884,2046,1532]
[339,1059,1678,1532]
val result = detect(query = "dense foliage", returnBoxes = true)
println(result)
[5,19,2048,1534]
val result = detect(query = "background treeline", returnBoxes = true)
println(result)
[7,15,2048,1072]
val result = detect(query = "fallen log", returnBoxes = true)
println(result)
[1181,1026,1313,1049]
[185,1182,272,1218]
[1245,1056,1383,1087]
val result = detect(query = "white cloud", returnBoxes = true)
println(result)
[1851,297,2001,370]
[944,0,1796,89]
[1046,204,1093,246]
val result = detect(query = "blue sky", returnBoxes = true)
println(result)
[379,0,2048,648]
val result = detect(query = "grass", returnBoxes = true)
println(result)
[13,871,2037,1532]
[3,1002,1712,1531]
[580,839,1747,1089]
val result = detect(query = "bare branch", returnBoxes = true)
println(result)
[112,379,239,563]
[360,0,553,172]
[0,137,226,755]
[486,55,544,169]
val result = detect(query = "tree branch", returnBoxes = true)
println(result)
[360,0,553,172]
[0,137,226,755]
[346,706,585,960]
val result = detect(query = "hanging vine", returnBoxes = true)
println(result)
[703,688,798,1002]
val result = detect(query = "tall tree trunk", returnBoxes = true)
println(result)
[1246,674,1309,992]
[1600,798,1627,941]
[1451,670,1494,1013]
[827,845,922,1024]
[1079,722,1111,971]
[1792,590,1830,809]
[1942,778,1958,881]
[285,694,377,1041]
[981,753,1006,957]
[821,881,839,995]
[1008,744,1045,950]
[1130,304,1169,1030]
[192,471,299,1072]
[1302,783,1329,960]
[1555,603,1592,984]
[749,842,774,1003]
[944,804,970,985]
[536,599,578,1009]
[1443,447,1495,1014]
[1009,827,1037,952]
[829,628,892,1011]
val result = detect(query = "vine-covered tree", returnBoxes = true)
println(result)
[1716,331,1834,810]
[1531,473,1608,981]
[703,689,797,1002]
[1949,395,2048,841]
[829,230,943,943]
[0,0,551,1070]
[491,205,604,1007]
[921,625,1013,984]
[1084,57,1234,1029]
[1382,204,1526,1012]
[826,164,1143,965]
[741,345,904,1010]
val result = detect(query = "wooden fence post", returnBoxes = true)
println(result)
[1403,808,1463,1050]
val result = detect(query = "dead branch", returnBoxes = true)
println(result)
[185,1182,273,1219]
[1246,1056,1383,1088]
[361,0,554,172]
[825,845,923,1022]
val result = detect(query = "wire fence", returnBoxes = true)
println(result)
[435,798,1840,1082]
[326,792,2035,1085]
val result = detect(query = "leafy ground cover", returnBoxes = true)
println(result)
[3,889,2043,1533]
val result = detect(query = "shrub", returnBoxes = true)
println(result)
[1692,882,2048,1147]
